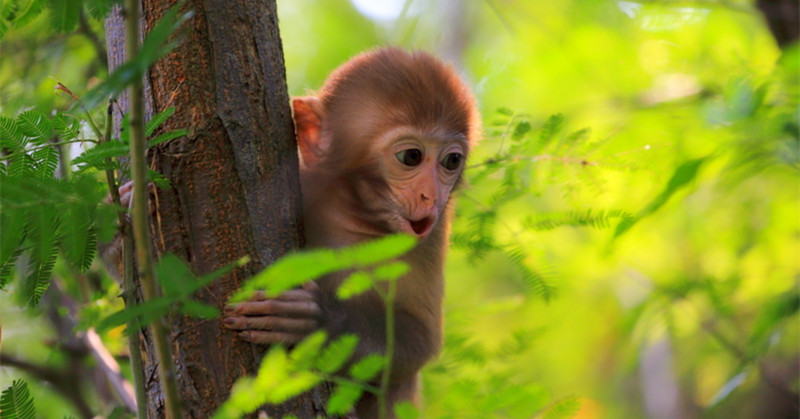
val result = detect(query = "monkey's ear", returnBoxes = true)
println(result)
[292,97,326,167]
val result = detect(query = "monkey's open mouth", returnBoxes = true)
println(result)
[407,216,434,237]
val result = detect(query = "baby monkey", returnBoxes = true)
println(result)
[224,47,480,418]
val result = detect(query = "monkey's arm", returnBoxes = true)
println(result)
[225,288,437,378]
[224,285,321,344]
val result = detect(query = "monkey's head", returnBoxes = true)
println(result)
[293,48,480,240]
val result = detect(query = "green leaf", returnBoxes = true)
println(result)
[746,291,799,356]
[394,402,419,419]
[349,354,385,382]
[340,234,416,267]
[96,298,172,333]
[512,120,531,141]
[0,379,36,419]
[145,107,176,136]
[178,300,219,319]
[615,157,708,237]
[708,370,748,407]
[71,140,130,168]
[61,203,97,272]
[52,112,80,139]
[539,113,564,146]
[32,146,58,179]
[85,0,118,20]
[154,254,196,297]
[372,261,410,281]
[542,396,581,419]
[336,271,372,300]
[315,334,358,374]
[148,129,188,147]
[17,110,52,145]
[78,8,194,110]
[0,207,27,287]
[47,0,81,32]
[232,234,416,301]
[266,371,321,404]
[289,331,328,371]
[496,107,514,116]
[0,115,25,151]
[327,382,363,415]
[23,205,60,306]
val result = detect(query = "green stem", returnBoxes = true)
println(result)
[378,276,397,419]
[0,140,98,162]
[97,100,148,418]
[124,0,183,417]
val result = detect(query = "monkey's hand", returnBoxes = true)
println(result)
[98,180,135,280]
[223,283,321,345]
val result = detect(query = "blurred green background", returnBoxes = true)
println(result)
[1,0,797,418]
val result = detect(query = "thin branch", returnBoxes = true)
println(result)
[78,10,109,69]
[124,0,183,416]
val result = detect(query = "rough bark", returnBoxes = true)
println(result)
[105,0,330,416]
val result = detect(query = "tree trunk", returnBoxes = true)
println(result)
[105,0,330,416]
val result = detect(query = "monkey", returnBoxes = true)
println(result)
[224,47,480,418]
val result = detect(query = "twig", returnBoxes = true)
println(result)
[124,0,183,416]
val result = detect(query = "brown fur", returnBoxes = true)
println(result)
[227,47,479,419]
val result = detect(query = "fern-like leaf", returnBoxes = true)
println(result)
[62,204,97,272]
[32,146,59,179]
[145,106,176,136]
[23,205,60,306]
[47,0,81,32]
[6,153,35,178]
[148,128,188,147]
[85,0,117,20]
[0,379,37,419]
[0,115,25,151]
[72,140,129,168]
[539,113,565,148]
[52,112,81,140]
[17,110,52,145]
[10,0,46,27]
[0,207,27,288]
[523,209,633,231]
[506,246,555,301]
[542,395,581,419]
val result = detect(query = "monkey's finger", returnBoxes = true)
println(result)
[226,299,321,318]
[250,289,316,302]
[237,330,305,345]
[223,316,317,332]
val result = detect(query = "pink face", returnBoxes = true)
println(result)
[378,126,467,240]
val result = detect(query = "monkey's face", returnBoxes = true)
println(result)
[367,125,467,240]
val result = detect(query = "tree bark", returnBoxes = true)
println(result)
[105,0,330,416]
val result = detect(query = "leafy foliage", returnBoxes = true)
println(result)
[0,379,36,419]
[0,106,185,306]
[0,0,120,39]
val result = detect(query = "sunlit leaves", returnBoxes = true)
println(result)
[614,157,708,237]
[96,254,246,332]
[213,333,369,419]
[349,354,385,382]
[231,234,416,302]
[315,334,358,374]
[0,379,36,419]
[541,396,581,419]
[78,7,194,110]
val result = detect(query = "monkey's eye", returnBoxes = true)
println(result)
[441,153,463,171]
[396,149,423,167]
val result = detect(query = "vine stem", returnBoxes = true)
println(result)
[124,0,183,417]
[99,100,148,418]
[378,276,397,419]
